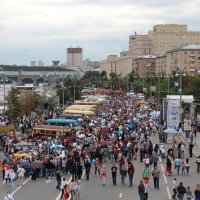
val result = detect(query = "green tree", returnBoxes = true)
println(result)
[6,87,21,122]
[20,91,42,116]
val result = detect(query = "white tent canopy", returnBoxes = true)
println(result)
[166,95,194,103]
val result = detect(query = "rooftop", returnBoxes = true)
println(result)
[181,44,200,50]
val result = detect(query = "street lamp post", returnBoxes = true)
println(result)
[175,69,186,127]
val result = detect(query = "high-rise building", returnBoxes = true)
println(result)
[30,61,36,67]
[149,24,200,55]
[38,60,44,66]
[66,47,83,68]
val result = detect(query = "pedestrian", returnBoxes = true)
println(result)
[127,161,134,187]
[75,180,80,200]
[9,169,15,191]
[70,179,76,200]
[144,181,149,200]
[4,167,10,188]
[120,164,127,186]
[4,191,14,200]
[172,178,177,199]
[100,165,107,186]
[194,184,200,200]
[63,184,69,200]
[76,162,83,180]
[56,170,61,190]
[84,157,91,181]
[138,180,145,200]
[17,166,25,185]
[177,182,186,200]
[188,142,194,157]
[195,156,200,173]
[175,157,181,175]
[94,158,100,175]
[152,166,160,189]
[185,158,190,176]
[142,166,150,183]
[166,158,172,176]
[60,178,68,199]
[181,161,185,175]
[111,163,117,185]
[186,186,193,200]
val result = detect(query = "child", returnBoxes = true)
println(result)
[75,180,80,200]
[181,161,186,175]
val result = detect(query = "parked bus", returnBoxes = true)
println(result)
[57,114,83,123]
[44,119,78,128]
[32,125,72,139]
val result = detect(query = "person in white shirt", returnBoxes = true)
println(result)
[4,191,14,200]
[5,168,10,188]
[70,179,76,200]
[75,180,81,200]
[172,178,177,199]
[9,169,16,191]
[17,166,25,186]
[60,177,68,199]
[144,181,149,200]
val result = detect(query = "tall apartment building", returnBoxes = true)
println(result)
[129,34,153,56]
[149,24,200,55]
[133,55,157,77]
[66,47,83,68]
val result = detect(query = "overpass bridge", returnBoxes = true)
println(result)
[0,65,79,86]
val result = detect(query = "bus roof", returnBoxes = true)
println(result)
[45,119,77,123]
[33,125,71,132]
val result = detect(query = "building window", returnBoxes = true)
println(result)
[190,52,194,54]
[184,52,187,54]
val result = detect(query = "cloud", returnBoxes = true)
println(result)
[0,0,200,65]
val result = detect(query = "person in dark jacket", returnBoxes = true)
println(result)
[56,170,61,190]
[84,158,91,180]
[77,162,83,180]
[127,161,134,187]
[177,182,186,200]
[138,180,145,200]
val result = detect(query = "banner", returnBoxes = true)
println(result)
[167,100,180,129]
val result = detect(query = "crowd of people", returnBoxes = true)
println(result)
[1,94,200,200]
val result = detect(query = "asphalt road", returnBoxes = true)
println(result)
[1,134,200,200]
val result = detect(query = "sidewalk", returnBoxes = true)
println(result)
[178,133,200,158]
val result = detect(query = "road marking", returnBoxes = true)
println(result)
[11,177,31,195]
[166,186,172,199]
[45,179,53,184]
[160,163,164,172]
[163,174,167,184]
[119,193,123,199]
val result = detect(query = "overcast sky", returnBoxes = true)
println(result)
[1,0,200,66]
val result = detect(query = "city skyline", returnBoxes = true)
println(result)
[1,0,200,65]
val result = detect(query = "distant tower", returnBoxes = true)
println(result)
[30,61,36,67]
[38,60,44,66]
[66,47,83,68]
[52,60,60,67]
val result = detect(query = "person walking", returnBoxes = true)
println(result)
[56,170,61,190]
[144,181,149,200]
[186,186,193,200]
[17,165,25,186]
[177,182,186,200]
[5,167,10,188]
[196,156,200,173]
[194,184,200,200]
[188,142,194,157]
[175,157,181,175]
[9,169,15,191]
[111,163,117,185]
[127,161,134,187]
[138,180,145,200]
[172,178,177,199]
[84,157,91,181]
[142,166,150,183]
[75,180,80,200]
[152,166,160,189]
[100,165,107,186]
[63,184,69,200]
[185,158,190,176]
[4,191,14,200]
[70,179,76,200]
[60,178,68,199]
[76,162,83,180]
[120,164,127,186]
